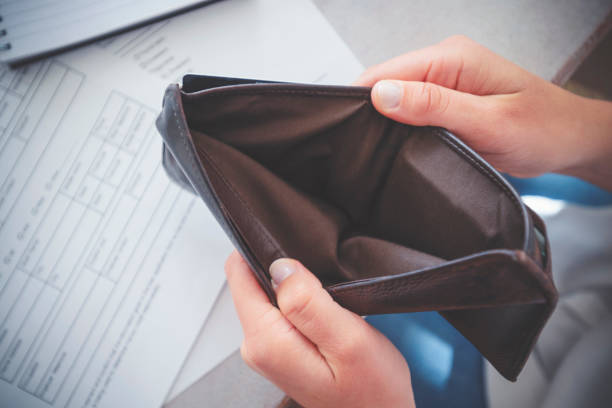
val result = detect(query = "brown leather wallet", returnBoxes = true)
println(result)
[156,74,558,381]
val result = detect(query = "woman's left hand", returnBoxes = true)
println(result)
[225,251,416,408]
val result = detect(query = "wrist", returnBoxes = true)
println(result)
[556,96,612,191]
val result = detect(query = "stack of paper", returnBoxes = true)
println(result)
[0,0,216,64]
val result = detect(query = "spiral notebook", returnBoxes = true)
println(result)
[0,0,215,65]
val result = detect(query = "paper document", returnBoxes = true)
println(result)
[0,1,364,407]
[0,0,215,65]
[0,57,232,408]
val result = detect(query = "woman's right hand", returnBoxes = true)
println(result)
[355,36,612,190]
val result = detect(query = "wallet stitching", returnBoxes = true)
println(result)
[193,143,285,260]
[173,105,278,256]
[331,254,543,305]
[435,130,534,258]
[173,105,282,264]
[335,255,503,293]
[332,253,547,376]
[193,89,371,99]
[436,130,523,213]
[173,107,207,195]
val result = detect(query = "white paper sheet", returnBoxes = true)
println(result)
[0,55,235,408]
[166,284,242,402]
[0,1,364,407]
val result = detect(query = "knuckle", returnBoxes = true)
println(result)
[442,34,473,46]
[240,340,262,370]
[355,64,381,85]
[337,332,368,361]
[240,336,272,372]
[493,98,524,123]
[252,306,286,338]
[361,65,377,79]
[278,279,317,323]
[408,82,449,117]
[224,251,241,279]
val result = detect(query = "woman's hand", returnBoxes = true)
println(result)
[355,35,612,190]
[225,251,415,408]
[225,37,612,407]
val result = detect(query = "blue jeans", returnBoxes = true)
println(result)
[368,312,486,408]
[366,174,612,407]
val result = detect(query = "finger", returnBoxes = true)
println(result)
[354,44,449,86]
[225,252,334,389]
[354,36,525,95]
[270,258,371,359]
[370,79,499,143]
[224,251,279,338]
[240,331,334,395]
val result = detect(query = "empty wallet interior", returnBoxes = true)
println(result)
[179,81,527,286]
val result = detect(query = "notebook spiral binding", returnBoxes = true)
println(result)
[0,19,10,51]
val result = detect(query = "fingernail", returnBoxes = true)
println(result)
[374,81,402,110]
[270,258,296,287]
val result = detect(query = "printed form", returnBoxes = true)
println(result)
[0,1,364,407]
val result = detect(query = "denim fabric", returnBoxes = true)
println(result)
[505,174,612,206]
[367,312,487,408]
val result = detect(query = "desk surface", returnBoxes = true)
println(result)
[166,1,612,407]
[314,0,612,84]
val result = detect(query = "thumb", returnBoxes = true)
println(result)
[371,79,494,135]
[270,258,370,357]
